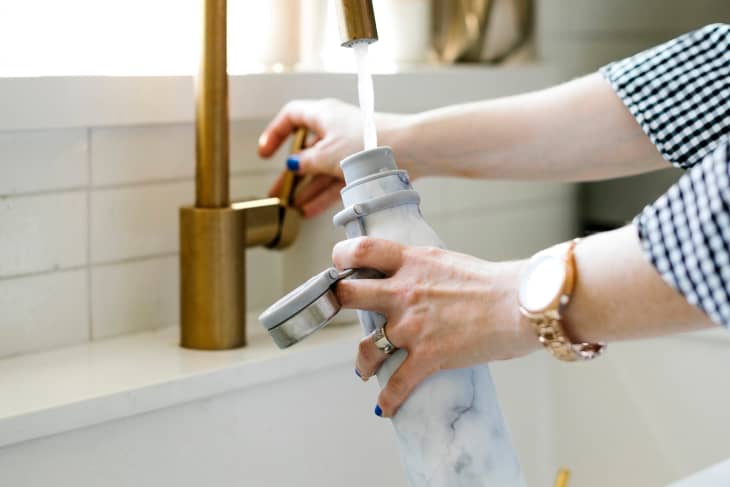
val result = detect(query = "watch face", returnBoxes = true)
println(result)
[519,254,566,313]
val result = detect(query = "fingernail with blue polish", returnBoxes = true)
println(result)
[374,404,383,417]
[355,368,361,378]
[286,155,300,171]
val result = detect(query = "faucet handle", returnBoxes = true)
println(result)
[278,127,308,207]
[266,127,308,250]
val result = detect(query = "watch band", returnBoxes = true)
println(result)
[531,313,605,362]
[523,238,606,362]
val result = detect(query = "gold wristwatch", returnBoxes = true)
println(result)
[518,239,605,362]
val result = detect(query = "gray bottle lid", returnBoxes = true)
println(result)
[258,267,354,331]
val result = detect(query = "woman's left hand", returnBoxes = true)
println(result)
[332,237,539,418]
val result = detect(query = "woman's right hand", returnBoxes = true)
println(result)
[259,98,410,218]
[259,99,365,218]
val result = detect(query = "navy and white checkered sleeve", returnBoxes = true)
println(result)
[601,23,730,169]
[601,24,730,327]
[635,142,730,327]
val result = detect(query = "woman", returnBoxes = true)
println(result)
[258,24,730,419]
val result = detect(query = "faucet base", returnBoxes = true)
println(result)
[180,206,247,350]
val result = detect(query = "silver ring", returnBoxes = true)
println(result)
[373,326,398,355]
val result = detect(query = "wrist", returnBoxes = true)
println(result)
[378,113,426,179]
[503,260,542,359]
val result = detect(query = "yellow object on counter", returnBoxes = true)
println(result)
[554,468,571,487]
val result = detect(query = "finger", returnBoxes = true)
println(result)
[258,101,320,158]
[376,354,435,418]
[300,181,345,218]
[267,171,286,198]
[355,333,389,381]
[295,145,342,178]
[332,237,405,275]
[336,278,394,313]
[292,174,334,207]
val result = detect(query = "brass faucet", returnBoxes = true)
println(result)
[179,0,378,350]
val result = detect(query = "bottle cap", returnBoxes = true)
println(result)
[258,268,354,348]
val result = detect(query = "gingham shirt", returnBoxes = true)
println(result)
[600,23,730,328]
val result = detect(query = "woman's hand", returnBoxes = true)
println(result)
[258,99,411,218]
[331,237,539,418]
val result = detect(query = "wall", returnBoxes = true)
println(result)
[0,120,286,358]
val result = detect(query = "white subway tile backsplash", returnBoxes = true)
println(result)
[91,124,195,186]
[91,256,178,339]
[0,192,87,277]
[432,199,578,261]
[282,207,344,292]
[90,165,278,265]
[90,246,283,339]
[89,120,287,187]
[0,92,581,359]
[246,248,283,311]
[230,172,278,199]
[415,178,576,219]
[0,129,87,195]
[234,171,287,309]
[90,181,192,263]
[0,270,88,358]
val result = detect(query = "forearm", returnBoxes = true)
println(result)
[561,225,715,344]
[382,73,667,181]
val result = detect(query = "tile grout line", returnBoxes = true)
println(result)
[0,186,89,199]
[0,168,277,199]
[86,127,94,341]
[91,252,179,269]
[87,169,278,190]
[0,252,181,283]
[0,265,88,282]
[27,116,273,132]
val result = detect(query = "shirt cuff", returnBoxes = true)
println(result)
[601,24,730,170]
[634,140,730,327]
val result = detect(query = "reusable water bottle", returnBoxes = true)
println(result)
[260,147,526,487]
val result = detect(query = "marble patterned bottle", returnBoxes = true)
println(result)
[333,147,526,487]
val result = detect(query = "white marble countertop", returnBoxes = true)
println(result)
[0,317,361,449]
[1,311,724,451]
